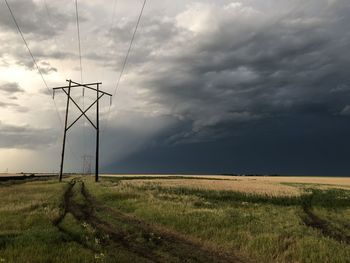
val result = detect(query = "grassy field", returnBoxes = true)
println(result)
[0,175,350,262]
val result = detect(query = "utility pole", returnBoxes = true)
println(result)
[53,80,112,182]
[96,83,100,183]
[59,80,71,182]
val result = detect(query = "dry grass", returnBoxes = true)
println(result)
[103,175,350,196]
[103,174,350,186]
[122,179,301,196]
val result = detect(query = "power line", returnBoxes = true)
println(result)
[42,0,70,83]
[5,0,81,164]
[43,1,83,165]
[43,0,78,165]
[75,0,83,83]
[101,0,147,136]
[99,0,118,82]
[74,0,89,160]
[112,0,147,98]
[5,0,49,89]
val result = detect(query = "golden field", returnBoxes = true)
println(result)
[102,174,350,196]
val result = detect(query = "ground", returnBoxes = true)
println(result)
[0,174,350,262]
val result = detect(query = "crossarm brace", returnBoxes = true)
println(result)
[62,88,103,130]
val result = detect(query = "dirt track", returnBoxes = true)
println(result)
[302,203,350,245]
[53,179,246,263]
[54,178,350,262]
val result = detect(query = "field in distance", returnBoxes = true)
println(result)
[102,174,350,195]
[0,174,350,262]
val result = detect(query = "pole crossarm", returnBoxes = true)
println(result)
[52,82,101,90]
[53,81,112,97]
[52,79,112,182]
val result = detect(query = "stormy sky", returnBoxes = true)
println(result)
[1,0,350,176]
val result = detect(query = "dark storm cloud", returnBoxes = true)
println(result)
[0,121,56,149]
[340,106,350,116]
[85,15,182,69]
[106,114,350,176]
[109,0,350,144]
[99,0,350,175]
[2,0,350,175]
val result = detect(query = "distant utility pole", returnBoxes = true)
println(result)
[82,155,93,175]
[52,80,112,182]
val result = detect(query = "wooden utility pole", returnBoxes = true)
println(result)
[59,80,71,182]
[96,83,100,182]
[53,80,112,182]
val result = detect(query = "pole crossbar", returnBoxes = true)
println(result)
[53,82,101,90]
[69,80,112,96]
[52,80,111,183]
[53,82,112,97]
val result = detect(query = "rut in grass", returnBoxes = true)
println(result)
[53,179,245,263]
[301,206,350,245]
[301,191,350,245]
[144,185,350,246]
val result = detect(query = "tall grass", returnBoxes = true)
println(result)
[137,184,350,209]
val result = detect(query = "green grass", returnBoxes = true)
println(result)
[0,179,95,262]
[89,180,350,262]
[0,176,350,262]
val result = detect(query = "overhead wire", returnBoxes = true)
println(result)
[6,0,146,172]
[5,0,81,165]
[101,0,147,137]
[75,0,83,84]
[99,0,118,82]
[42,0,81,164]
[112,0,147,98]
[6,0,308,173]
[74,0,89,168]
[98,0,306,162]
[42,0,68,79]
[98,0,118,128]
[5,0,49,90]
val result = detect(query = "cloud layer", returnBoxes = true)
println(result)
[1,0,350,175]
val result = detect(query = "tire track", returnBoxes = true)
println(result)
[52,179,75,226]
[51,179,101,253]
[73,182,162,262]
[53,179,246,262]
[302,205,350,245]
[57,179,350,261]
[81,182,246,263]
[52,179,167,262]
